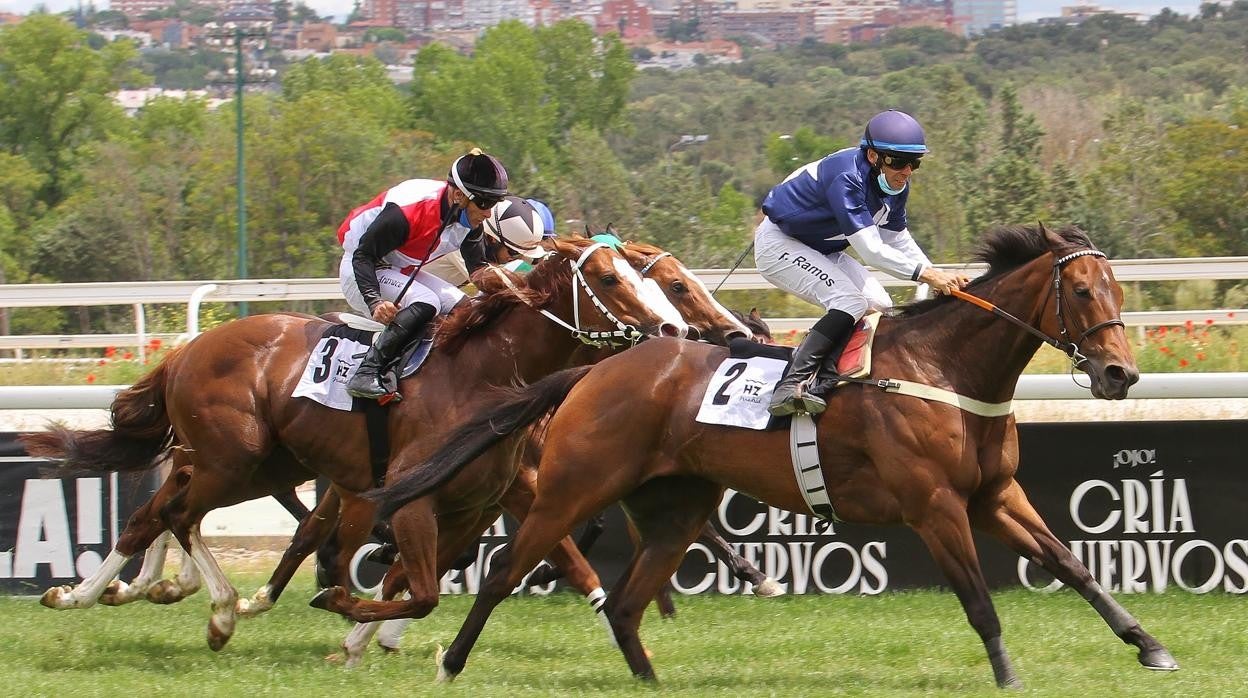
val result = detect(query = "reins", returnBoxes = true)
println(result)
[486,243,644,349]
[949,249,1124,370]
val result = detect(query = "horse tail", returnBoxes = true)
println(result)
[368,365,594,520]
[20,347,182,473]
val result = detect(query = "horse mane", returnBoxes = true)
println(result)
[433,238,597,353]
[895,224,1094,318]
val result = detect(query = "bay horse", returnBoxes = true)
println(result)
[21,237,687,651]
[367,224,1178,688]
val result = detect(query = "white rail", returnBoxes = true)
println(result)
[0,257,1245,355]
[3,373,1247,408]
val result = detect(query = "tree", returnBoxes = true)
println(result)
[0,15,143,207]
[535,21,634,135]
[281,54,406,128]
[765,127,844,177]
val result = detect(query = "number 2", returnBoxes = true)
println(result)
[712,362,748,405]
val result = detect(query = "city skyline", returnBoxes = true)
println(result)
[0,0,1209,26]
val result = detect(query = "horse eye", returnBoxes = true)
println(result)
[600,275,619,287]
[672,281,688,294]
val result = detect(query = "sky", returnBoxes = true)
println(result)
[0,0,1210,27]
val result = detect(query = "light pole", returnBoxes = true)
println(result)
[207,13,271,316]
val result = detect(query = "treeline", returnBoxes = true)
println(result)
[1,6,1247,334]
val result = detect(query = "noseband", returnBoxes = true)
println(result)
[952,248,1125,369]
[488,243,644,348]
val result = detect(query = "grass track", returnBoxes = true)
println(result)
[2,570,1244,697]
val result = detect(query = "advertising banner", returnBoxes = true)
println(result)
[346,420,1248,597]
[0,433,158,595]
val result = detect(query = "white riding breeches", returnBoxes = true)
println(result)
[753,217,893,321]
[339,255,465,317]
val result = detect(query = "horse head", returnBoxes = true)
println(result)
[617,241,751,345]
[1040,224,1139,399]
[539,237,688,343]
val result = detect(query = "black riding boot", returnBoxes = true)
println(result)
[347,302,437,400]
[768,309,855,416]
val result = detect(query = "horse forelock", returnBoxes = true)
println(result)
[895,224,1095,318]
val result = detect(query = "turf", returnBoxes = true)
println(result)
[1,570,1242,697]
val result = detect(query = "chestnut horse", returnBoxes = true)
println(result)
[368,225,1177,688]
[21,237,687,651]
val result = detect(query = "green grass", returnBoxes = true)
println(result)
[2,569,1243,697]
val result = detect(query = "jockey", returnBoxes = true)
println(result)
[483,196,548,272]
[755,109,969,416]
[337,148,509,400]
[526,198,557,237]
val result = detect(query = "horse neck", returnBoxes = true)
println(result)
[451,286,592,385]
[888,258,1054,403]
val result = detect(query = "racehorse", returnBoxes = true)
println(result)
[21,237,687,651]
[367,224,1178,687]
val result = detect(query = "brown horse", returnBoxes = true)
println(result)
[21,237,687,651]
[368,224,1178,688]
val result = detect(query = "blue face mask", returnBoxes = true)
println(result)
[877,173,906,196]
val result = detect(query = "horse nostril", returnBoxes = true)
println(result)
[685,326,702,341]
[660,323,684,338]
[1105,364,1138,387]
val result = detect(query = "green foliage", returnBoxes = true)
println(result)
[0,15,144,207]
[765,127,845,177]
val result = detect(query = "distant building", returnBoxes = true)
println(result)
[950,0,1016,35]
[597,0,654,39]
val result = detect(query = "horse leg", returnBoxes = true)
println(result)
[238,488,341,617]
[614,515,676,619]
[698,521,783,598]
[310,498,482,624]
[41,466,180,610]
[525,510,607,585]
[604,477,723,680]
[341,563,411,667]
[100,531,171,605]
[911,491,1022,689]
[497,468,611,636]
[436,481,636,682]
[972,479,1177,671]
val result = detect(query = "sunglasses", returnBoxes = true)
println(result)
[880,153,922,171]
[467,193,503,209]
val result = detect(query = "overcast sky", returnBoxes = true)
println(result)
[0,0,1208,28]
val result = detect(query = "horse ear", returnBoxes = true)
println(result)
[1039,221,1065,251]
[749,307,762,322]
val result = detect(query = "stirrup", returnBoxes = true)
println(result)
[769,385,827,417]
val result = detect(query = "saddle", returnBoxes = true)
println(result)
[811,312,880,397]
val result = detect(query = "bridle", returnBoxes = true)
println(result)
[487,242,644,348]
[951,248,1124,369]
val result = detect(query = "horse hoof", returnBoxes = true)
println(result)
[309,587,336,611]
[998,676,1024,690]
[98,580,129,606]
[753,578,785,598]
[1139,647,1179,671]
[434,644,457,683]
[379,643,400,654]
[40,585,73,609]
[206,620,233,652]
[146,580,184,605]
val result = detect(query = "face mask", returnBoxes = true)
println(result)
[877,172,906,196]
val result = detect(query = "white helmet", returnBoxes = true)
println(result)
[483,196,546,260]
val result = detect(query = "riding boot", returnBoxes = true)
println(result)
[347,302,437,400]
[768,309,856,417]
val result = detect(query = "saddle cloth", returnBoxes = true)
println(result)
[695,313,880,430]
[292,324,433,411]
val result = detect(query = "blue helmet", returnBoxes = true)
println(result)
[860,110,928,156]
[525,198,556,237]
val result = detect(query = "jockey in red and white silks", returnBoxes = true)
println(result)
[337,178,485,317]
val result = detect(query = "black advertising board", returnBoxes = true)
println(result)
[0,433,158,595]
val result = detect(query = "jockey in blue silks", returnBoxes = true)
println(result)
[754,109,969,416]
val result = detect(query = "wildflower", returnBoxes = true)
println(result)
[103,346,116,358]
[86,374,96,384]
[148,338,163,350]
[1185,320,1194,333]
[1158,326,1168,337]
[1159,346,1170,354]
[97,359,107,366]
[1178,359,1189,367]
[1205,319,1214,326]
[1196,353,1206,361]
[123,351,134,360]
